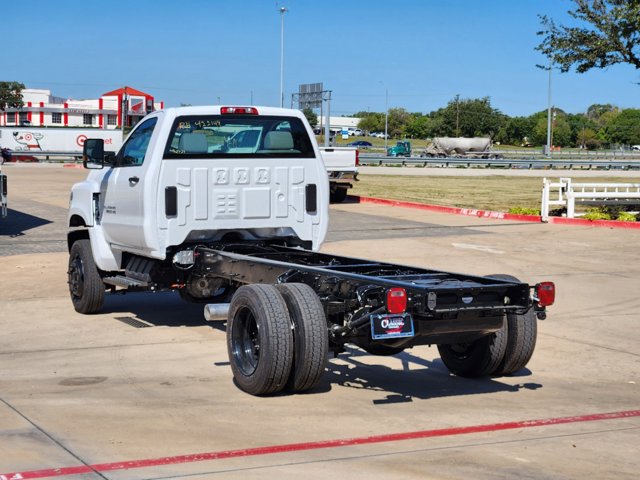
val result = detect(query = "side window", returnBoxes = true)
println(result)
[117,117,157,167]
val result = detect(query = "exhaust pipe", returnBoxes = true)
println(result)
[204,303,230,321]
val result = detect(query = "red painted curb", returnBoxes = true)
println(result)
[549,216,640,229]
[62,163,83,169]
[4,409,639,479]
[352,195,640,229]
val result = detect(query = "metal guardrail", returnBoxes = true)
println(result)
[359,154,640,170]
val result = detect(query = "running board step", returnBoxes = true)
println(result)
[103,275,149,288]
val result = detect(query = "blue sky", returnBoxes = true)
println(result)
[5,0,638,117]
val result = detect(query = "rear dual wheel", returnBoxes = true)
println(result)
[438,274,537,377]
[227,283,327,395]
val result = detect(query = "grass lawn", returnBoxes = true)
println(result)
[350,174,640,213]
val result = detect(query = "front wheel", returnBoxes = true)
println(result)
[68,238,105,314]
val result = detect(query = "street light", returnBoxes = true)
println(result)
[278,6,288,108]
[545,60,553,157]
[379,81,388,150]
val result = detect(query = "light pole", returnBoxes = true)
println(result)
[384,88,388,150]
[546,60,553,157]
[380,81,388,150]
[279,6,288,108]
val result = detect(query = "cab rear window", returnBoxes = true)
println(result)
[163,115,314,158]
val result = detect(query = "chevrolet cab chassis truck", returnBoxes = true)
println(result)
[68,106,555,395]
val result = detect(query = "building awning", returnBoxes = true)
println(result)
[102,86,153,99]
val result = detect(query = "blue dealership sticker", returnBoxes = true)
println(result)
[370,313,414,340]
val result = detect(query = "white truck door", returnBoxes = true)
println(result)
[101,117,158,249]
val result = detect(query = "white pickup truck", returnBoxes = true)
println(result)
[68,105,554,396]
[319,146,358,203]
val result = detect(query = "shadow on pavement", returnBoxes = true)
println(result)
[0,208,52,237]
[102,291,210,327]
[324,347,541,403]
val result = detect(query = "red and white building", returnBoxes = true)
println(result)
[0,86,164,129]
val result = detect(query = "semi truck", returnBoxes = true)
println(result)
[68,105,555,396]
[387,141,411,157]
[0,127,123,157]
[422,137,504,159]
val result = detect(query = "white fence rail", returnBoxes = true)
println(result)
[541,178,640,221]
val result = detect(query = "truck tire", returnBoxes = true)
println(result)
[276,283,328,392]
[227,284,293,395]
[488,274,537,375]
[437,328,508,378]
[68,239,105,314]
[330,187,348,203]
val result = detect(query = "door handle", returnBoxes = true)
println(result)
[128,176,140,185]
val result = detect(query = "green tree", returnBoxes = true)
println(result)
[586,103,619,124]
[357,112,385,133]
[0,81,25,111]
[531,110,572,147]
[405,114,434,139]
[430,96,506,138]
[537,1,640,73]
[301,108,318,128]
[387,107,411,138]
[566,113,598,147]
[604,108,640,145]
[496,116,535,145]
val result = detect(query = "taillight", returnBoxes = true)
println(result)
[355,149,360,166]
[386,288,407,314]
[220,107,259,115]
[536,282,555,307]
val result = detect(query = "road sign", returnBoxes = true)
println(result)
[298,83,323,109]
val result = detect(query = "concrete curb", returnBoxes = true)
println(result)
[351,195,640,230]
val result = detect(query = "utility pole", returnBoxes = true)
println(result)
[278,6,288,108]
[455,94,460,137]
[121,86,128,134]
[546,61,553,157]
[384,88,388,150]
[323,90,332,147]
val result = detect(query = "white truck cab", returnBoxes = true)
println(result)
[68,106,329,273]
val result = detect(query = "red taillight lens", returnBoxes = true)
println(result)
[386,288,407,314]
[355,149,360,166]
[220,107,259,115]
[536,282,555,307]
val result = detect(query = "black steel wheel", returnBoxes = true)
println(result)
[488,274,538,375]
[68,238,105,314]
[227,284,293,395]
[276,283,328,392]
[437,329,508,378]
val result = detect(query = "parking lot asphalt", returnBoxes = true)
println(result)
[0,164,638,479]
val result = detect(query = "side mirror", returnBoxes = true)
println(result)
[83,139,105,169]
